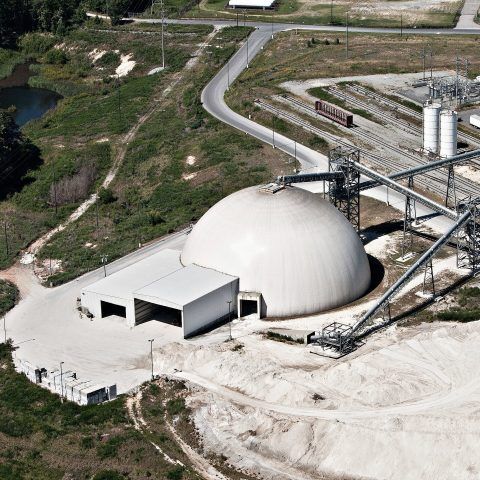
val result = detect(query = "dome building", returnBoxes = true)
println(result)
[182,184,371,318]
[81,183,371,337]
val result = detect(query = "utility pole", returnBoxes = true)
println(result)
[161,0,165,69]
[148,339,154,380]
[246,36,249,68]
[271,11,274,39]
[330,0,333,24]
[52,163,58,215]
[227,58,230,90]
[60,361,64,400]
[226,301,232,341]
[243,9,246,26]
[3,315,6,344]
[116,74,122,128]
[272,114,275,148]
[400,14,403,38]
[345,12,349,60]
[3,221,8,256]
[422,45,426,80]
[294,140,297,172]
[101,254,108,277]
[236,11,238,27]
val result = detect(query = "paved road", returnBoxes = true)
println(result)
[130,14,480,233]
[456,0,480,29]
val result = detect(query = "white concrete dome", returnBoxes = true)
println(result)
[181,185,371,317]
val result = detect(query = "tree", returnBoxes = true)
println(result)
[0,111,41,199]
[0,0,33,47]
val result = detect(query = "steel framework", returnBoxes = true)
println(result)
[457,197,480,272]
[328,147,361,232]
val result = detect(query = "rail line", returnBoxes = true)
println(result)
[348,83,480,148]
[267,96,480,197]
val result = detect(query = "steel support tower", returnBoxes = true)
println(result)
[457,197,480,272]
[328,147,361,232]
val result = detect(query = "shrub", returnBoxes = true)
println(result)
[0,280,19,316]
[166,398,186,416]
[93,470,125,480]
[44,49,69,65]
[80,436,94,449]
[19,33,56,55]
[98,187,116,204]
[166,467,185,480]
[96,51,121,67]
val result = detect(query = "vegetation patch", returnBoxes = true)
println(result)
[0,280,19,316]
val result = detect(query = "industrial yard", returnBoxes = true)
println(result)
[2,2,480,480]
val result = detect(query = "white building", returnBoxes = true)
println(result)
[81,185,371,334]
[81,249,238,338]
[227,0,276,9]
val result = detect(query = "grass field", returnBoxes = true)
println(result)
[0,23,218,271]
[183,0,464,28]
[226,30,480,115]
[0,341,225,479]
[11,25,291,284]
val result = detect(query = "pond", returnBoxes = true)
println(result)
[0,63,62,127]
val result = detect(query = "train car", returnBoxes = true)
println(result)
[315,100,354,127]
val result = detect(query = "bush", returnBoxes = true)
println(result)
[0,280,19,316]
[166,398,186,416]
[44,49,69,65]
[19,33,56,55]
[80,435,94,449]
[96,51,120,67]
[166,467,185,480]
[98,187,116,204]
[93,470,125,480]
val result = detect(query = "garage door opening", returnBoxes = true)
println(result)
[101,301,126,319]
[240,299,258,317]
[134,299,182,327]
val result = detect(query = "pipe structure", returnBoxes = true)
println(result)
[359,149,480,191]
[351,207,472,336]
[277,172,343,184]
[352,161,457,220]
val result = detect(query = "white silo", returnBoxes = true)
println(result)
[423,104,441,154]
[440,110,458,158]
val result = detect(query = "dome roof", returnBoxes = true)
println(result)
[181,185,371,317]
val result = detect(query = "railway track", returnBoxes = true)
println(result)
[328,86,420,136]
[347,83,480,148]
[256,98,480,199]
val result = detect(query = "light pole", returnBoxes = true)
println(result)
[330,0,333,24]
[3,314,6,344]
[101,254,108,277]
[227,59,230,90]
[161,0,165,69]
[60,361,65,400]
[294,140,297,172]
[246,36,249,68]
[226,301,232,341]
[345,11,349,60]
[148,339,154,380]
[272,114,275,148]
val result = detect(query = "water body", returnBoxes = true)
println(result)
[0,63,62,127]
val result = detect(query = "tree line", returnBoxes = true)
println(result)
[0,0,151,47]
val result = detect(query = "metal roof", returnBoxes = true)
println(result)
[134,265,237,308]
[82,249,182,300]
[228,0,275,6]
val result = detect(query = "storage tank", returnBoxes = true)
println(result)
[440,110,458,158]
[423,104,441,154]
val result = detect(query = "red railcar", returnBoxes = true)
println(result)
[315,100,354,127]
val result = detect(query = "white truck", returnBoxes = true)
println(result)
[470,114,480,129]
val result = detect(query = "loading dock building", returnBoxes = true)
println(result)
[227,0,276,9]
[81,249,238,338]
